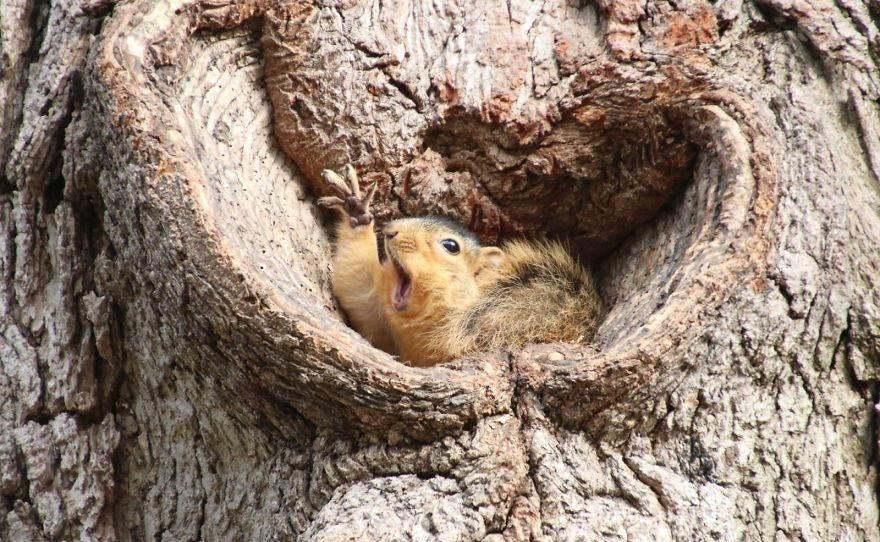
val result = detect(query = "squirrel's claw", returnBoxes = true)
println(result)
[317,196,345,210]
[321,169,351,197]
[362,182,377,208]
[343,164,361,197]
[318,165,374,228]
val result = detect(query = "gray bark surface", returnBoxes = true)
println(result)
[1,0,879,540]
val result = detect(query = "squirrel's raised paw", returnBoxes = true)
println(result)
[318,164,376,228]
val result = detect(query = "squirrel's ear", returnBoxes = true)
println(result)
[475,246,505,270]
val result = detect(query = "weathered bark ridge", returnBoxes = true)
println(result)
[1,0,879,539]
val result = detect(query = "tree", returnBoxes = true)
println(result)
[2,0,879,539]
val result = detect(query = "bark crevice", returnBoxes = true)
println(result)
[2,0,879,539]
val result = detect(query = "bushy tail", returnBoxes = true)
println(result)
[438,240,602,357]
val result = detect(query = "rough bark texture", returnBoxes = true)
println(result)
[1,0,879,540]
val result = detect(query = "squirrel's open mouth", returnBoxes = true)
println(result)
[391,259,412,311]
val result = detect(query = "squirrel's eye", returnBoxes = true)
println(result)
[440,239,460,255]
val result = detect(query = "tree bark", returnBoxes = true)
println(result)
[1,0,879,540]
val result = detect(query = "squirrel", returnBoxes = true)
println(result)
[317,164,602,367]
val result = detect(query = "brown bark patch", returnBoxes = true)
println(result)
[263,0,713,259]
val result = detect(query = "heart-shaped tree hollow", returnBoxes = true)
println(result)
[89,1,776,442]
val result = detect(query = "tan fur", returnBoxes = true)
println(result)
[329,219,396,354]
[319,166,601,366]
[332,217,601,366]
[428,240,602,360]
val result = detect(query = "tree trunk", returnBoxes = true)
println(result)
[2,0,879,539]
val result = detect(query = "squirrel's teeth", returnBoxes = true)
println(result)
[392,260,411,311]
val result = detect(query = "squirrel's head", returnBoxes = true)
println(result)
[381,217,505,319]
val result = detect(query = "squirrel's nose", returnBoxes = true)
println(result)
[383,227,398,239]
